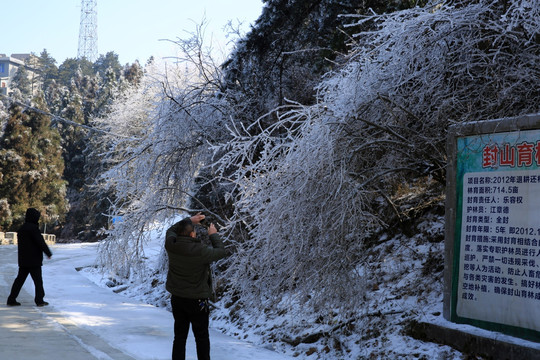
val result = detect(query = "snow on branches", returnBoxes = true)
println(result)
[94,55,228,277]
[215,103,378,311]
[95,0,540,318]
[214,0,540,313]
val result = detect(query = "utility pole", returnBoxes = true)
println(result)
[77,0,98,62]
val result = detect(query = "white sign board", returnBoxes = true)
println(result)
[449,125,540,340]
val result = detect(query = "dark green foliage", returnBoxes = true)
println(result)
[223,0,422,126]
[57,57,94,87]
[10,65,32,98]
[0,199,11,230]
[123,61,143,86]
[59,91,86,191]
[0,98,67,231]
[38,49,58,91]
[93,52,123,80]
[1,49,140,238]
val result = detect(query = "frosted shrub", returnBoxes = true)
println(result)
[216,104,379,312]
[325,0,540,189]
[94,56,228,278]
[95,0,540,319]
[216,0,540,314]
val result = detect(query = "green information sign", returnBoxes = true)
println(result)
[448,122,540,341]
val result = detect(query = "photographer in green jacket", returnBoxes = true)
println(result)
[165,213,227,360]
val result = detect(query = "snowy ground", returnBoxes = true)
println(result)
[65,219,536,360]
[4,213,539,359]
[0,243,293,360]
[68,222,463,360]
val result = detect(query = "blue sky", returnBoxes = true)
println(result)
[3,0,263,65]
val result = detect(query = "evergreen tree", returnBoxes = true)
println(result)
[57,88,93,239]
[10,65,32,99]
[38,49,58,92]
[24,54,42,96]
[93,52,122,80]
[59,90,86,191]
[79,72,101,118]
[123,61,143,86]
[57,58,93,87]
[1,49,142,237]
[95,66,119,115]
[0,97,68,231]
[43,79,67,115]
[0,100,7,137]
[0,198,11,230]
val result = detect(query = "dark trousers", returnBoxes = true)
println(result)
[8,266,45,304]
[171,296,210,360]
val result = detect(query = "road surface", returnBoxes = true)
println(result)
[0,244,293,360]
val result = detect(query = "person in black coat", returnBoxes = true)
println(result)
[7,208,53,307]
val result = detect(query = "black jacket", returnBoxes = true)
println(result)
[17,208,52,267]
[165,219,228,299]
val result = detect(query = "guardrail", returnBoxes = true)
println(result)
[43,234,56,245]
[0,232,56,245]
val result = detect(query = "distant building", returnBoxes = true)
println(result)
[0,53,40,96]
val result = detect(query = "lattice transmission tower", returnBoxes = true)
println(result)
[77,0,98,62]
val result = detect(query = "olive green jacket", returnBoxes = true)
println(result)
[165,219,228,299]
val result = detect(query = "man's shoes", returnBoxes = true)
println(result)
[7,300,21,306]
[35,302,49,307]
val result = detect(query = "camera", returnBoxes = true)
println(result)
[199,217,210,228]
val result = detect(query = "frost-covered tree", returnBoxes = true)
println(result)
[94,66,120,115]
[215,0,540,314]
[0,198,12,230]
[93,44,229,277]
[123,60,144,86]
[0,100,7,137]
[93,52,123,80]
[90,0,539,323]
[57,58,94,87]
[222,0,423,128]
[10,65,32,99]
[1,49,154,237]
[53,57,124,239]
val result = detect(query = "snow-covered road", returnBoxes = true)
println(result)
[0,243,293,360]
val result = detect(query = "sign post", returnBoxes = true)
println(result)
[445,113,540,341]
